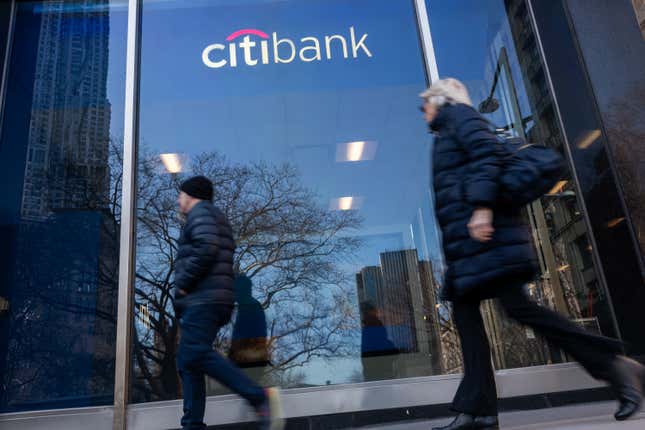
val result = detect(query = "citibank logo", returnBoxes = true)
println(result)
[202,26,372,69]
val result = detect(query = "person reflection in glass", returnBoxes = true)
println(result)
[360,301,399,381]
[229,273,271,381]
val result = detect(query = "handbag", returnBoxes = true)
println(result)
[229,337,271,368]
[497,136,566,207]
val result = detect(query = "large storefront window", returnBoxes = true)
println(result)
[0,0,128,412]
[426,0,620,370]
[131,0,445,402]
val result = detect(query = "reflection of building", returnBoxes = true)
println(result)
[356,266,384,310]
[21,0,112,220]
[356,250,444,378]
[467,2,608,363]
[1,1,117,410]
[380,250,425,353]
[418,260,443,374]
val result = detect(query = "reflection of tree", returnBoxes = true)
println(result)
[483,297,550,370]
[131,149,362,401]
[437,304,463,374]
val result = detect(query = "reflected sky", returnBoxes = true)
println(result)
[138,0,442,266]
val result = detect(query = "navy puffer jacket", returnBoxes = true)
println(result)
[174,201,235,310]
[431,103,538,301]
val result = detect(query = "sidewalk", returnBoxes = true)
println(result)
[364,402,645,430]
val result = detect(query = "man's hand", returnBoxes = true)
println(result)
[177,289,188,297]
[468,208,494,242]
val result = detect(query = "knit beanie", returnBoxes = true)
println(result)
[180,175,213,201]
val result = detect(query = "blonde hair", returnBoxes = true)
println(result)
[419,78,472,108]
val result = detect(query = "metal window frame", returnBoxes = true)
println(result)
[112,0,142,429]
[414,0,440,83]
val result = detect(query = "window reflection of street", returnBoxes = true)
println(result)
[426,0,619,371]
[133,0,441,401]
[132,149,364,400]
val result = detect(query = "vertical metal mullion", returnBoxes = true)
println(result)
[0,0,17,135]
[414,0,444,283]
[413,0,440,83]
[113,0,142,429]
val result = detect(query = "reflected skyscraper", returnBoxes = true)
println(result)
[356,249,444,377]
[378,250,427,355]
[503,0,612,341]
[21,0,111,220]
[1,0,116,410]
[356,266,385,309]
[418,260,444,374]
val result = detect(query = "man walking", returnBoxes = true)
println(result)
[174,175,283,430]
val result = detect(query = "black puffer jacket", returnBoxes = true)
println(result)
[174,201,235,310]
[431,103,538,301]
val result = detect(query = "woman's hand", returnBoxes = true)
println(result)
[468,208,494,242]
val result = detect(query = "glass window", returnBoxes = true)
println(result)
[132,0,446,403]
[564,0,645,271]
[425,0,620,370]
[0,0,128,412]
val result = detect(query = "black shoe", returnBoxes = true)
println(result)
[431,413,499,430]
[609,356,645,421]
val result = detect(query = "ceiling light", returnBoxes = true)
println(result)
[330,196,363,211]
[336,141,378,162]
[339,197,353,211]
[160,153,182,173]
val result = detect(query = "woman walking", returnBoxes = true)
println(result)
[421,78,644,430]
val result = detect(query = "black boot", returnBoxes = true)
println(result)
[608,356,645,421]
[431,413,499,430]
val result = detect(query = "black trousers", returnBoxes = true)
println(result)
[177,304,266,430]
[451,284,623,416]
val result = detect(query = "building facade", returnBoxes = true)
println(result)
[0,1,643,429]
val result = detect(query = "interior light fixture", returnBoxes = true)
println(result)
[160,153,183,173]
[336,141,378,162]
[330,196,363,211]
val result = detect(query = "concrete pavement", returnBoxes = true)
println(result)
[363,402,645,430]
